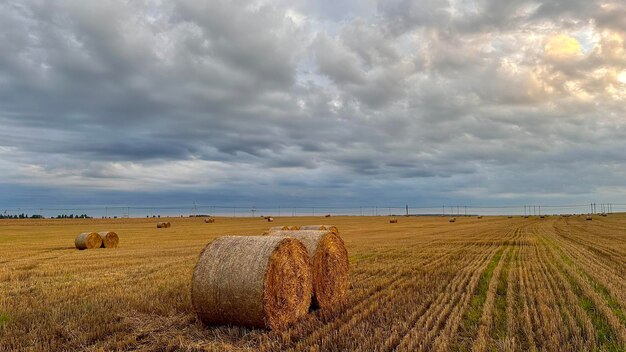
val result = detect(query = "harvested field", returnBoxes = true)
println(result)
[0,215,625,351]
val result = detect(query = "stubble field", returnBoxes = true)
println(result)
[0,215,625,351]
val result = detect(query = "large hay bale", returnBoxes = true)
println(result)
[389,218,398,223]
[586,216,593,221]
[75,232,102,250]
[157,222,167,228]
[265,230,349,309]
[267,217,274,222]
[98,231,119,248]
[192,236,312,330]
[449,218,456,223]
[299,225,338,234]
[477,216,483,219]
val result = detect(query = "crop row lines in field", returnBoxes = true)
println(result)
[540,230,626,350]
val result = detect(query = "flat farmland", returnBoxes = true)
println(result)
[1,215,625,351]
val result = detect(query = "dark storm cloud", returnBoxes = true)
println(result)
[0,0,625,207]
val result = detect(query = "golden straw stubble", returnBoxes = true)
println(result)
[97,231,119,248]
[265,230,349,309]
[75,232,102,250]
[191,236,312,330]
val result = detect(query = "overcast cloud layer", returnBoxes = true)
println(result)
[0,0,625,208]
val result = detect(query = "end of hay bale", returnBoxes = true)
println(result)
[192,236,312,330]
[97,231,119,248]
[75,232,102,250]
[263,230,349,309]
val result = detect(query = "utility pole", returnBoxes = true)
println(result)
[406,204,409,216]
[443,205,445,216]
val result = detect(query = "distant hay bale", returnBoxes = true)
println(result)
[508,216,513,219]
[75,232,102,250]
[449,218,456,223]
[389,218,398,223]
[540,215,545,219]
[290,226,301,230]
[157,222,167,228]
[269,226,290,231]
[524,216,529,218]
[324,214,331,218]
[299,225,339,234]
[265,230,349,309]
[204,218,215,223]
[97,231,119,248]
[477,216,483,219]
[586,216,593,221]
[267,217,274,222]
[191,236,312,330]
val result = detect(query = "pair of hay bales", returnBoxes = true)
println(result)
[157,222,171,228]
[75,231,119,250]
[204,218,215,223]
[191,227,348,330]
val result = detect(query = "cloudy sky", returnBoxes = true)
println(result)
[0,0,625,210]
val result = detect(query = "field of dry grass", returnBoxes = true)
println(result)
[1,215,625,351]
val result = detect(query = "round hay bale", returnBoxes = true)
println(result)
[265,230,349,309]
[204,218,215,223]
[586,216,593,221]
[157,222,167,228]
[389,218,398,223]
[98,231,119,248]
[267,217,274,222]
[269,226,290,231]
[299,225,338,234]
[324,214,331,218]
[449,218,456,223]
[75,232,102,250]
[166,222,171,228]
[477,216,483,219]
[192,236,312,330]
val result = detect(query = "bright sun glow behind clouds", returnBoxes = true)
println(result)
[544,34,583,60]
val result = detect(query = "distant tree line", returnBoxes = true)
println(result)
[56,214,92,219]
[0,213,45,219]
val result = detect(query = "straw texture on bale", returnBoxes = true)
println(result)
[192,236,312,330]
[75,232,102,250]
[98,231,119,248]
[289,226,301,230]
[265,230,349,309]
[298,225,338,234]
